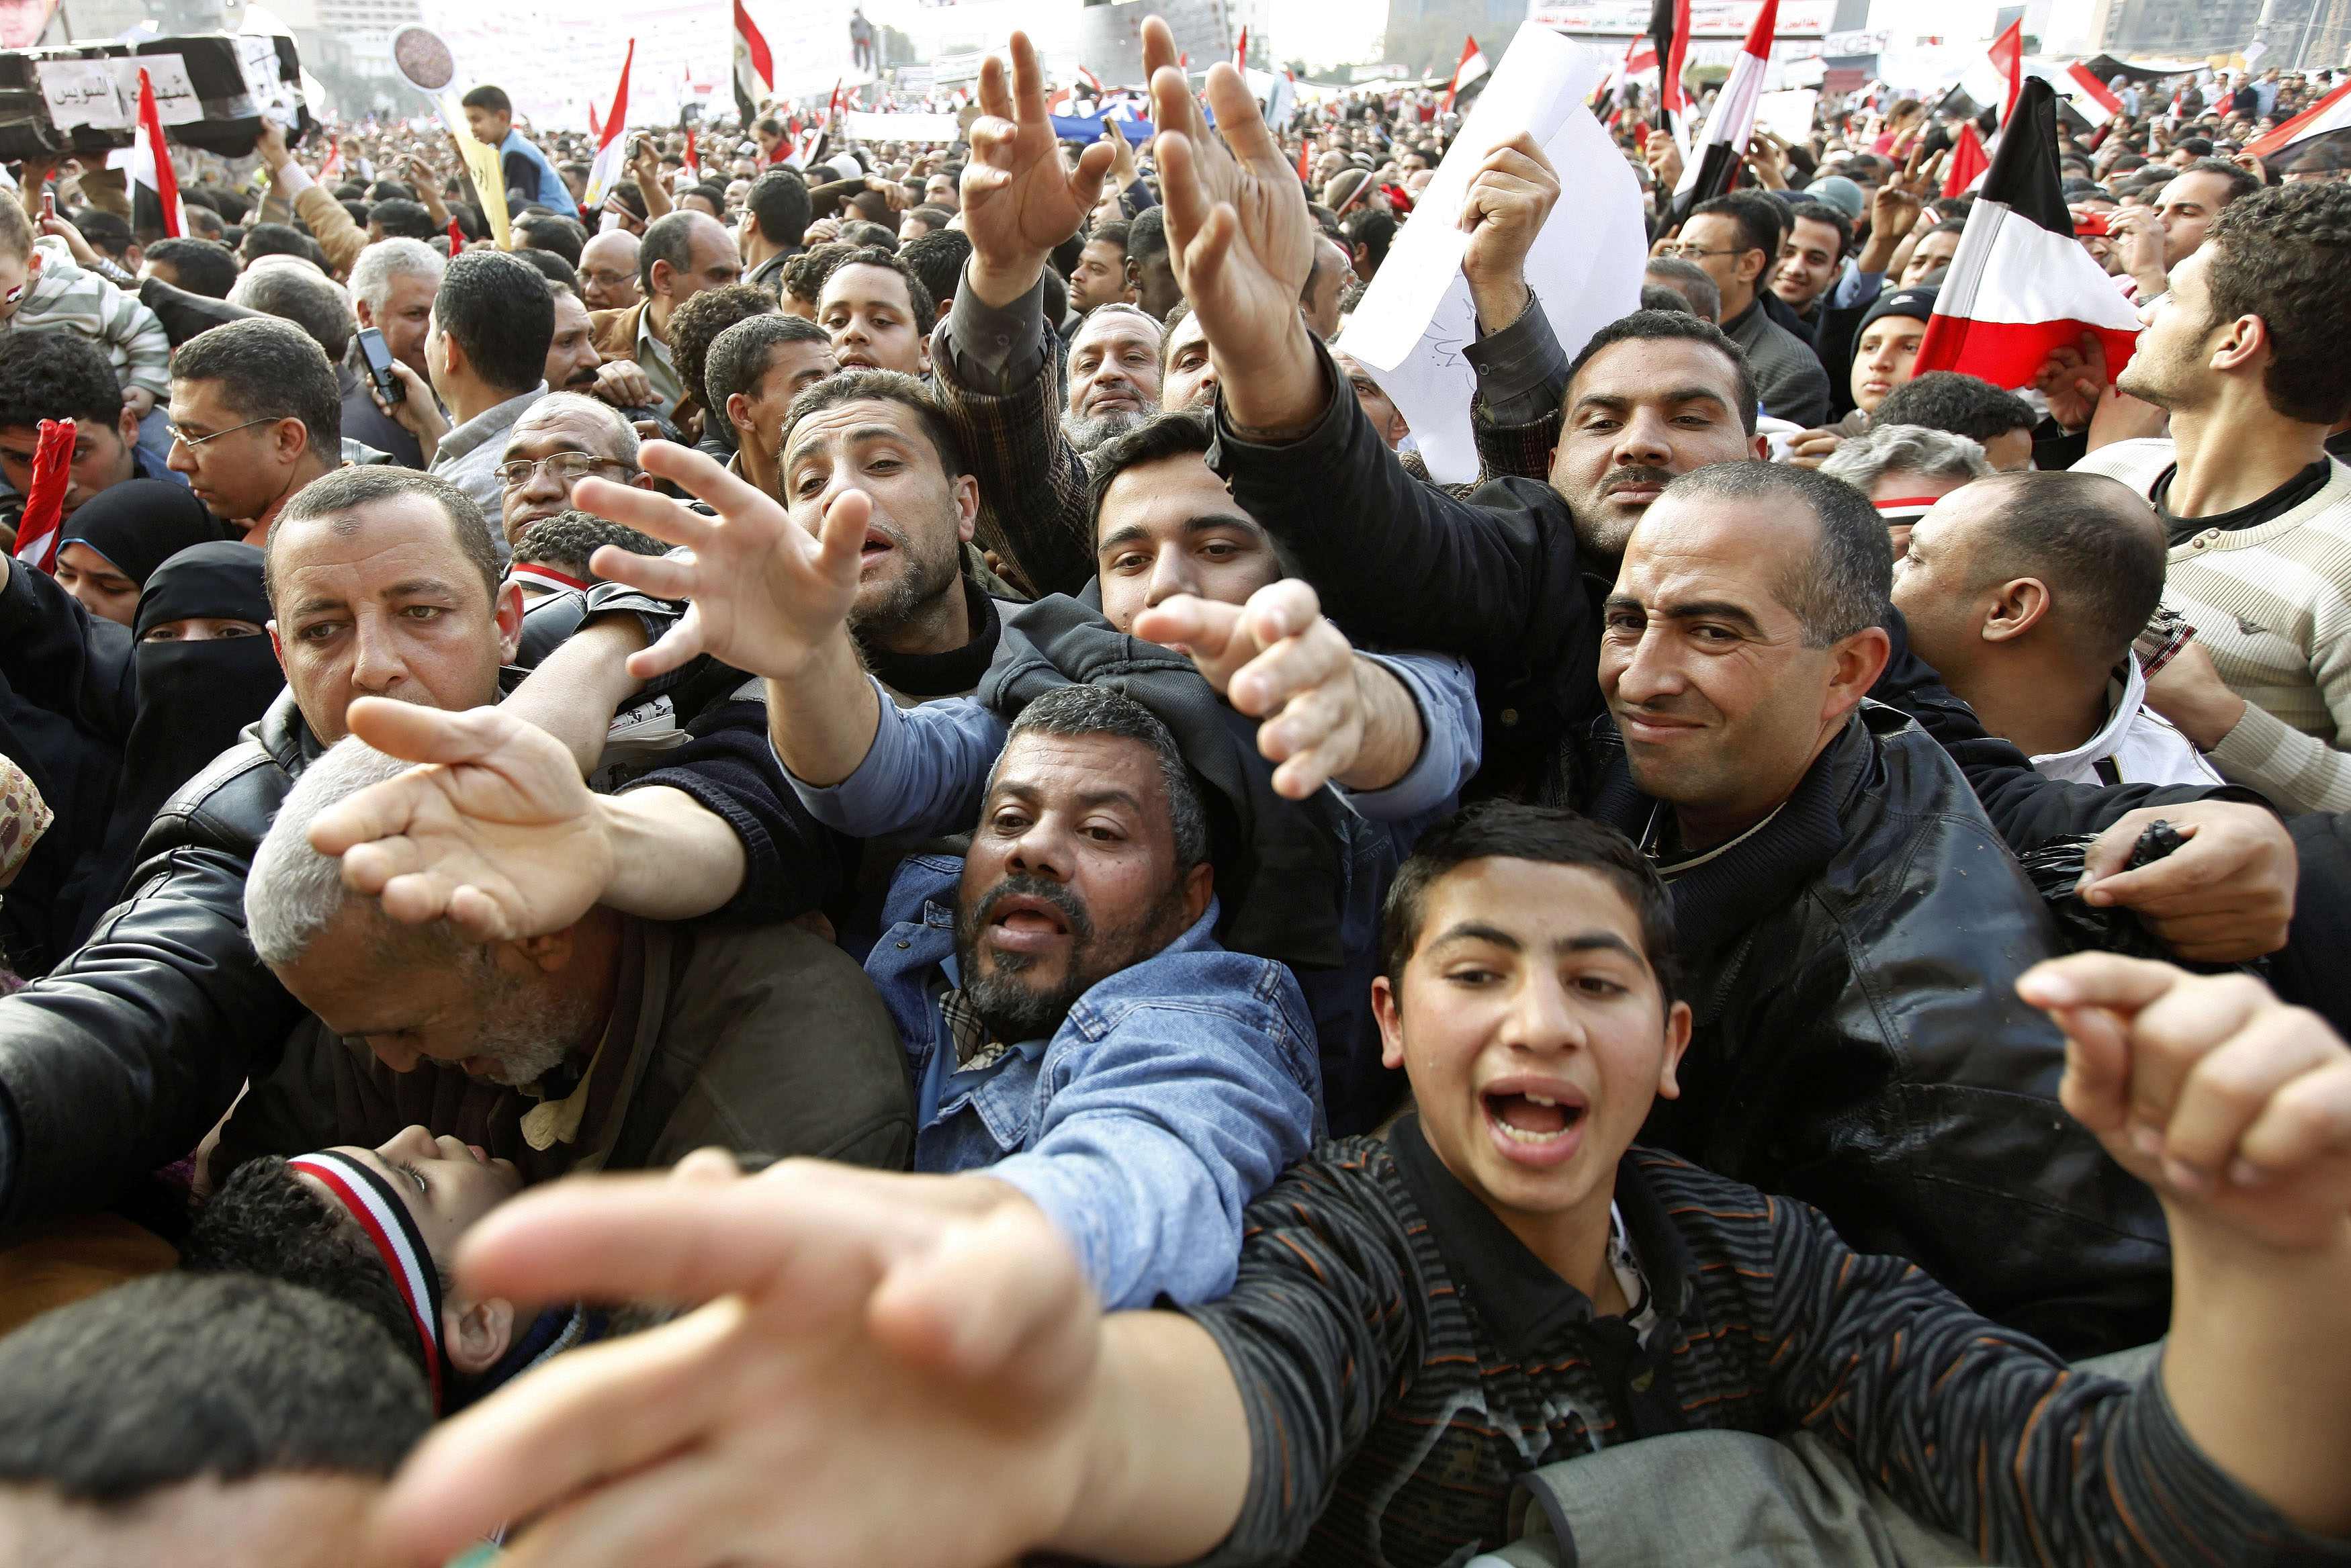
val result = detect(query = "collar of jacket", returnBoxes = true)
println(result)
[1588,707,1883,963]
[254,686,325,775]
[979,592,1354,972]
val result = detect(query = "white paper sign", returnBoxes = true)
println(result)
[36,60,128,132]
[842,110,960,141]
[1755,87,1819,146]
[237,34,300,128]
[1335,23,1646,486]
[114,56,202,126]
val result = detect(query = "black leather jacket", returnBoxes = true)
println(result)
[1591,705,2171,1358]
[0,686,318,1233]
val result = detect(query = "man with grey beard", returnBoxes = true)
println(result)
[204,736,915,1188]
[1059,303,1163,456]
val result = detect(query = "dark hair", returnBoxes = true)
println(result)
[265,465,502,612]
[638,211,702,293]
[821,245,936,328]
[1003,684,1208,869]
[1871,371,2036,443]
[1783,197,1853,262]
[1340,205,1396,271]
[2203,181,2351,423]
[182,1156,435,1379]
[1640,281,1697,314]
[170,317,342,461]
[837,218,899,252]
[513,508,667,578]
[1084,408,1217,541]
[669,283,781,415]
[706,312,830,419]
[436,249,558,396]
[64,205,134,259]
[2176,134,2215,156]
[1379,802,1680,1009]
[238,221,312,263]
[231,263,355,363]
[1568,310,1758,435]
[782,368,965,479]
[1642,255,1722,321]
[1126,203,1168,265]
[143,235,240,297]
[0,1271,430,1504]
[459,84,512,116]
[340,198,373,231]
[0,331,126,430]
[747,167,812,248]
[781,240,856,305]
[1663,462,1891,645]
[1691,190,1781,260]
[510,246,580,292]
[1089,218,1131,260]
[905,203,955,234]
[365,179,416,202]
[898,228,969,321]
[1964,470,2167,664]
[2169,156,2260,210]
[513,212,587,267]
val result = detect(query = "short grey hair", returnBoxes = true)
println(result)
[348,238,447,316]
[228,263,357,364]
[509,391,641,467]
[246,739,463,966]
[999,686,1210,869]
[1820,422,1992,495]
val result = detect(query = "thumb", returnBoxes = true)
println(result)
[814,486,872,582]
[2076,811,2153,890]
[1069,138,1116,212]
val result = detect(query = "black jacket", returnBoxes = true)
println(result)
[1592,705,2171,1357]
[1206,335,2243,848]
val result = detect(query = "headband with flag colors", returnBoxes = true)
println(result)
[733,0,773,128]
[1671,0,1778,210]
[130,66,184,240]
[1912,77,2141,392]
[506,562,590,596]
[1873,494,1947,526]
[584,39,637,207]
[287,1150,448,1412]
[1650,0,1691,138]
[9,418,75,575]
[1443,36,1487,111]
[2246,75,2351,162]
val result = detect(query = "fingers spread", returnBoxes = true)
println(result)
[590,544,695,603]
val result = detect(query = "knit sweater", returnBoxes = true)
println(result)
[2075,439,2351,815]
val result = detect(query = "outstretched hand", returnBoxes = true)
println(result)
[567,440,867,686]
[304,698,615,943]
[1143,16,1319,431]
[961,32,1115,306]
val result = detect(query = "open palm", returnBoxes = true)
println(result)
[961,32,1113,280]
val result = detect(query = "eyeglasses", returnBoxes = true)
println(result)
[494,452,639,490]
[166,416,279,449]
[1656,244,1746,261]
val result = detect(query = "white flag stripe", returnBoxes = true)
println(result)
[1937,199,2143,332]
[1672,46,1764,198]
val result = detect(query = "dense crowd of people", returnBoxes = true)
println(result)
[0,15,2348,1567]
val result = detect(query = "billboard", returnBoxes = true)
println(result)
[1528,0,1840,39]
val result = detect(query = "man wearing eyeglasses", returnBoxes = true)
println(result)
[1659,194,1831,428]
[496,394,661,553]
[165,318,345,546]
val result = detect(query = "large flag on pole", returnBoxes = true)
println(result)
[1671,0,1777,207]
[130,68,184,239]
[1650,0,1690,140]
[1912,77,2140,391]
[2246,75,2351,161]
[1443,36,1487,111]
[584,40,635,207]
[733,0,773,127]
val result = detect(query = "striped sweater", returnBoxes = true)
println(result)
[2076,439,2351,814]
[1,238,171,400]
[1181,1121,2344,1568]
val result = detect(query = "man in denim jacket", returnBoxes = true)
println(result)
[856,684,1322,1309]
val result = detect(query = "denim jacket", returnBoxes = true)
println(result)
[866,854,1325,1309]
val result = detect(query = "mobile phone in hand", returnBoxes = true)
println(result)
[40,189,55,220]
[357,326,404,406]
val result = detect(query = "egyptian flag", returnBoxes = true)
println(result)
[1650,0,1690,139]
[1942,120,1988,196]
[682,123,700,183]
[290,1152,449,1412]
[2247,75,2351,161]
[1874,493,1944,538]
[585,40,636,207]
[1671,0,1777,210]
[1594,34,1656,114]
[1233,26,1247,68]
[1912,77,2140,391]
[2057,60,2122,119]
[734,0,774,127]
[130,68,184,240]
[1443,36,1487,111]
[9,420,74,574]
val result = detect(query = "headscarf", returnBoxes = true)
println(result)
[65,541,282,944]
[57,479,225,588]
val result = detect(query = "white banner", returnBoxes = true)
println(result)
[842,110,961,140]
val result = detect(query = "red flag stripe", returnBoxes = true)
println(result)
[2245,76,2351,160]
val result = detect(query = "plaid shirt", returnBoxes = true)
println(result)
[5,240,171,400]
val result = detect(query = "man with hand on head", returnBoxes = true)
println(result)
[370,250,555,525]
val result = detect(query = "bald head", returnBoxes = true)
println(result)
[1922,470,2166,664]
[578,229,641,312]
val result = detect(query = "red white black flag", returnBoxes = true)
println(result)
[733,0,774,127]
[130,67,183,239]
[1671,0,1777,210]
[1912,77,2140,390]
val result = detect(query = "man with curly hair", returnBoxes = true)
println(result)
[2080,182,2351,815]
[508,509,666,602]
